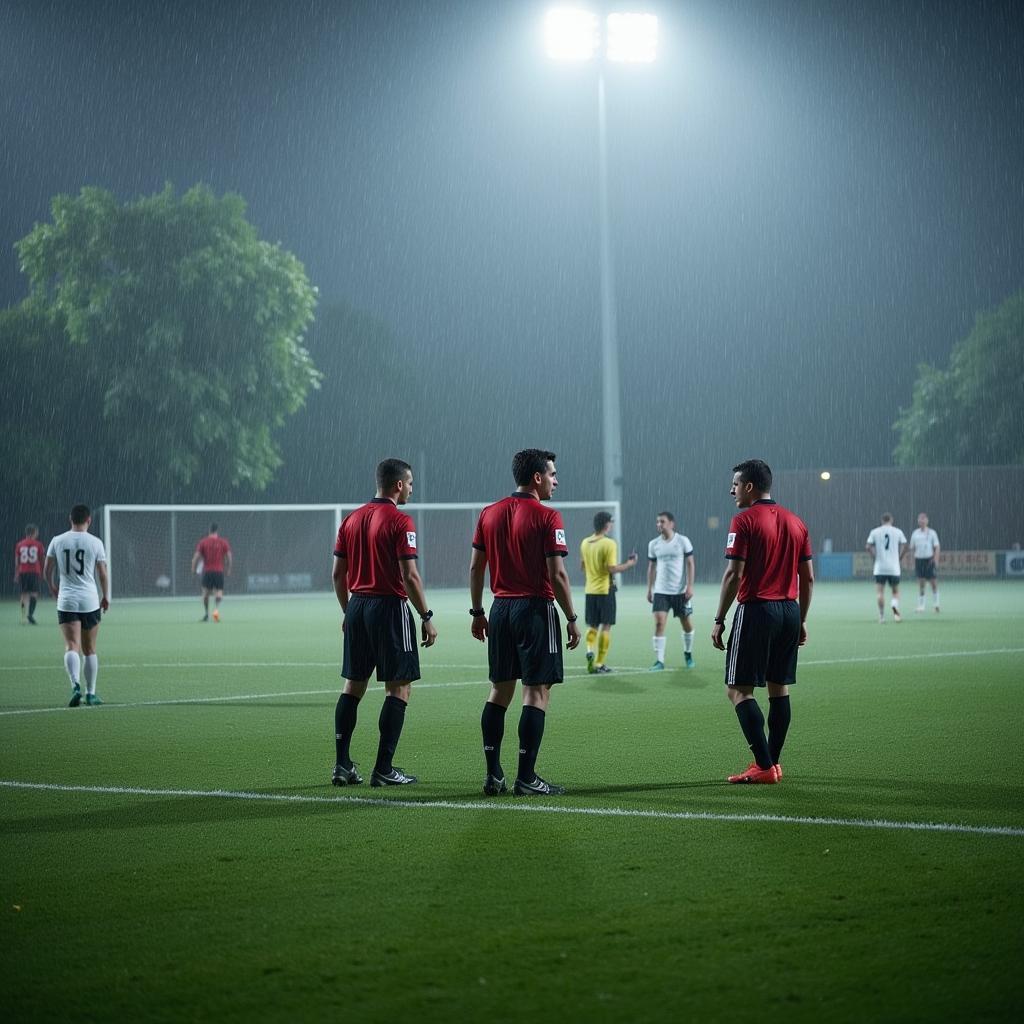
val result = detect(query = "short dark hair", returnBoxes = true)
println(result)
[512,449,556,487]
[593,511,613,532]
[25,523,38,536]
[881,513,893,523]
[210,522,219,533]
[656,510,675,523]
[377,458,412,492]
[70,504,90,525]
[733,459,772,492]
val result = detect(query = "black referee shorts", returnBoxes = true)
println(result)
[724,599,800,688]
[201,571,225,591]
[488,597,563,686]
[342,594,420,684]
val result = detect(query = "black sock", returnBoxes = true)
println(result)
[481,701,508,777]
[517,705,546,783]
[334,692,359,767]
[374,694,407,774]
[28,597,37,618]
[767,695,792,765]
[734,699,772,770]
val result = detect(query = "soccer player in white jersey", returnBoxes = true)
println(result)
[908,512,941,612]
[866,513,907,622]
[44,504,109,707]
[647,511,696,670]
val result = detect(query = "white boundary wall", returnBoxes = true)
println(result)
[100,501,621,599]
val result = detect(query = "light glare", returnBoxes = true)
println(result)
[820,471,831,481]
[606,12,658,63]
[545,8,600,62]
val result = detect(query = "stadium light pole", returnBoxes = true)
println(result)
[544,9,658,535]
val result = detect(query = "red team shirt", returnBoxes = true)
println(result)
[725,499,812,603]
[15,538,46,576]
[334,498,418,598]
[472,494,569,600]
[195,535,232,572]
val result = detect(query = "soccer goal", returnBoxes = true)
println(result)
[99,501,621,599]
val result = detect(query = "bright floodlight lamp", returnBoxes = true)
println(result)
[545,7,600,61]
[606,12,658,63]
[820,471,832,481]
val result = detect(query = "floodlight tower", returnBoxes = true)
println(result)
[544,9,658,536]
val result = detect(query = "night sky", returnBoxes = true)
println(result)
[2,0,1022,536]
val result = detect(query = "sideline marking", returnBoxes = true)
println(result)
[2,779,1021,838]
[2,647,1021,674]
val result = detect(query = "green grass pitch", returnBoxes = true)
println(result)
[3,581,1023,1022]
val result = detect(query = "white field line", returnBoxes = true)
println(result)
[1,779,1020,838]
[1,648,1022,718]
[0,668,652,718]
[2,647,1022,675]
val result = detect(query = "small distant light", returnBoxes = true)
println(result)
[820,471,831,481]
[545,8,600,62]
[607,12,658,63]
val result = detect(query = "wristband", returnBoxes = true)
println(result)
[421,609,433,621]
[714,617,726,625]
[566,614,578,623]
[469,607,485,617]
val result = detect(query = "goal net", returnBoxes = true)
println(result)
[99,501,622,599]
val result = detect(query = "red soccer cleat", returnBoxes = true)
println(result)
[727,762,779,784]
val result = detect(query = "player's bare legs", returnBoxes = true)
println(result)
[681,612,695,667]
[81,623,102,703]
[200,585,211,621]
[651,609,668,668]
[212,586,225,621]
[875,581,887,621]
[59,620,83,705]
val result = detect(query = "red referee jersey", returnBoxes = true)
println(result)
[335,498,418,598]
[15,538,45,576]
[472,493,568,600]
[196,535,231,572]
[725,499,812,603]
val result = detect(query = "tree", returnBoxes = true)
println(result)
[14,184,319,496]
[894,289,1024,466]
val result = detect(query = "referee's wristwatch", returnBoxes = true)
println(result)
[421,609,434,621]
[714,617,726,625]
[566,613,578,623]
[469,607,486,617]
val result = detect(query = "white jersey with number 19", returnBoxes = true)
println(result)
[46,530,107,612]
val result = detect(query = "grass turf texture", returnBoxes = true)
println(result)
[2,581,1022,1023]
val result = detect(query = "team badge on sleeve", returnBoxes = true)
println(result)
[555,529,566,547]
[726,532,736,549]
[406,531,417,549]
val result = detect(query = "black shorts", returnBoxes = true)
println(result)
[201,571,225,590]
[342,594,420,684]
[652,593,693,619]
[874,575,900,587]
[58,608,102,629]
[18,573,41,594]
[915,558,937,580]
[724,599,800,688]
[585,592,617,627]
[487,597,563,686]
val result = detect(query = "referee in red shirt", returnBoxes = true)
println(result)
[331,458,437,788]
[469,449,581,797]
[711,459,814,784]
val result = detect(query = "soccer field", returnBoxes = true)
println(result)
[3,582,1023,1022]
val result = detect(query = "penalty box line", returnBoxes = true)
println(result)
[1,779,1021,839]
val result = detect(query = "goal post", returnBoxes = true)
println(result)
[98,500,622,599]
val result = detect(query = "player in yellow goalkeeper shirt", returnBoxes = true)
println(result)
[580,511,638,674]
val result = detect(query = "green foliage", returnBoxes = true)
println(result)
[895,289,1024,465]
[13,184,319,493]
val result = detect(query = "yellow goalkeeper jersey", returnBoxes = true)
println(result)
[580,534,617,595]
